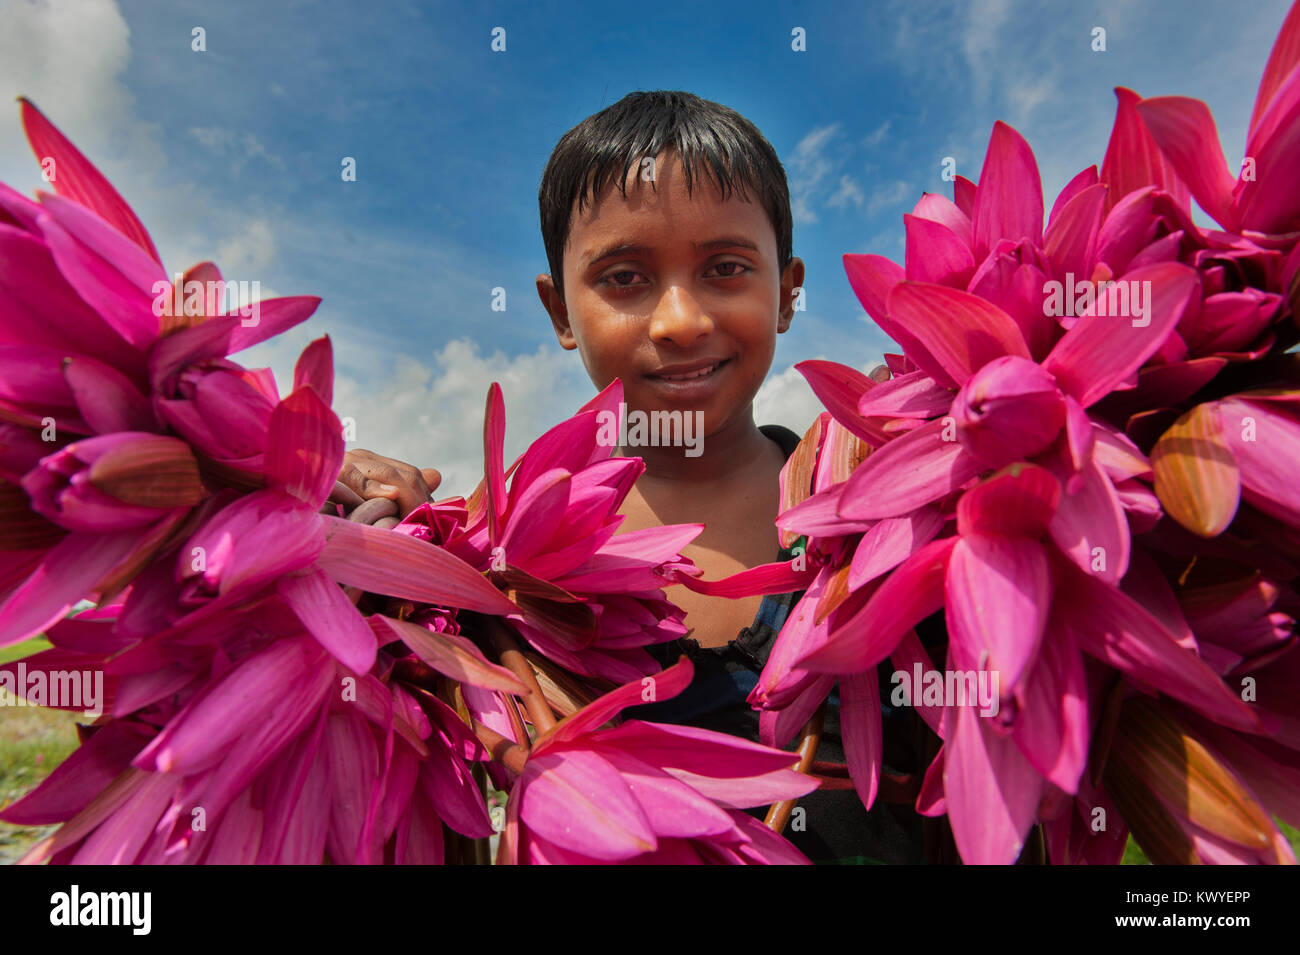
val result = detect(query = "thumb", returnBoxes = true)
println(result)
[420,468,443,494]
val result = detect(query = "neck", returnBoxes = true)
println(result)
[618,407,771,485]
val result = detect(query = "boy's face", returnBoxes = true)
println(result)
[537,151,803,438]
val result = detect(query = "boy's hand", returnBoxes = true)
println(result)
[332,449,442,518]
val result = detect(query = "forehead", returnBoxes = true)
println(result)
[566,152,774,266]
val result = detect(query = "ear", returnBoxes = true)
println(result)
[537,273,577,349]
[778,257,805,333]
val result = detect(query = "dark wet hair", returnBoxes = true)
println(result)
[538,90,793,302]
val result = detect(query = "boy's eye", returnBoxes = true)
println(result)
[598,262,751,290]
[607,270,643,287]
[709,261,751,278]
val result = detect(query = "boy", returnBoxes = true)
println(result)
[338,91,927,863]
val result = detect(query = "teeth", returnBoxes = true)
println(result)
[659,362,720,381]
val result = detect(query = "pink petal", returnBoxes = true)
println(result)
[1134,96,1238,229]
[849,504,945,588]
[1048,165,1099,226]
[1048,456,1130,584]
[601,724,817,808]
[0,529,142,647]
[62,354,155,433]
[904,214,975,286]
[887,281,1031,387]
[1100,87,1190,214]
[324,708,381,865]
[956,462,1060,538]
[0,226,143,375]
[762,673,836,749]
[842,253,904,332]
[777,483,870,538]
[675,558,817,598]
[595,748,736,838]
[1042,261,1199,408]
[840,668,882,810]
[499,468,572,565]
[485,383,507,544]
[265,386,343,507]
[1043,182,1106,280]
[726,811,814,865]
[970,121,1044,260]
[1249,0,1300,137]
[1219,398,1300,529]
[20,98,162,264]
[1054,561,1260,732]
[944,700,1044,864]
[371,615,527,693]
[912,192,973,248]
[278,569,378,673]
[318,515,518,614]
[793,360,885,445]
[148,297,321,390]
[535,658,694,750]
[945,534,1051,694]
[293,336,334,406]
[36,199,163,350]
[837,417,984,521]
[1011,625,1089,793]
[133,638,328,774]
[518,748,657,859]
[856,369,954,420]
[799,537,957,674]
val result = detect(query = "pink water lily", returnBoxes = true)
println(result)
[1134,3,1300,237]
[398,379,703,684]
[499,658,817,864]
[2,633,522,863]
[789,463,1259,863]
[751,5,1300,864]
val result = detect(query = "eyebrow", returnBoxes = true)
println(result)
[582,236,760,267]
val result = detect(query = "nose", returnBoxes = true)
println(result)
[647,284,714,348]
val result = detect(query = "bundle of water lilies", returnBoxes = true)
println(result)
[3,6,1300,866]
[757,7,1300,863]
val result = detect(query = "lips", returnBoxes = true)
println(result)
[648,358,729,381]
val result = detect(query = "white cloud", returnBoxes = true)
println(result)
[827,175,866,210]
[754,363,823,436]
[868,179,913,218]
[0,0,163,191]
[863,119,892,148]
[961,0,1013,95]
[214,218,276,277]
[188,126,285,176]
[787,123,841,225]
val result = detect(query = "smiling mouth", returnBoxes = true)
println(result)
[648,359,729,381]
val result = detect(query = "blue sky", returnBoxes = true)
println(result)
[0,0,1292,492]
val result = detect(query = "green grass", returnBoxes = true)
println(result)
[0,637,80,864]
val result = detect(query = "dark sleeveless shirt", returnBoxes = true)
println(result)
[624,424,929,864]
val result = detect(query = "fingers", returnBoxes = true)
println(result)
[420,468,442,495]
[347,497,399,524]
[327,480,366,509]
[336,450,437,519]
